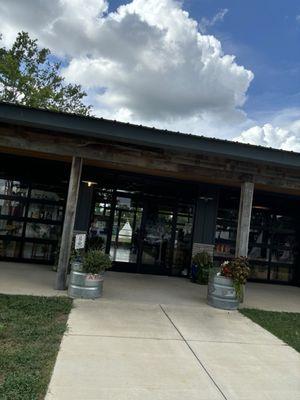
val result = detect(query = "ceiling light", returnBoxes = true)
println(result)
[82,180,97,187]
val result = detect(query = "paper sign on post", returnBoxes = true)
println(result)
[75,233,86,250]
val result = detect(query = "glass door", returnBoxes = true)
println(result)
[89,187,195,276]
[139,201,175,274]
[109,195,143,271]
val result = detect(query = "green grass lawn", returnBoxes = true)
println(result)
[0,294,72,400]
[240,308,300,353]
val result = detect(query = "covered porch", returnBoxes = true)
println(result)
[1,261,299,312]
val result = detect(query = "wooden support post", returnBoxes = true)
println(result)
[55,157,83,290]
[235,181,254,258]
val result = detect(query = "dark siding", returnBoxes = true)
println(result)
[193,190,219,244]
[74,183,94,232]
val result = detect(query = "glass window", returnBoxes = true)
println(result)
[22,242,54,261]
[272,214,295,232]
[30,183,65,202]
[116,196,134,210]
[0,199,25,217]
[249,263,268,280]
[270,247,294,264]
[269,264,292,282]
[0,179,28,197]
[248,245,270,262]
[0,240,21,258]
[214,242,236,258]
[30,189,61,201]
[0,220,23,237]
[173,204,194,275]
[0,176,65,262]
[89,188,114,250]
[215,208,238,244]
[25,223,61,240]
[27,203,64,221]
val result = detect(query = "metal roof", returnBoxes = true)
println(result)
[0,101,299,169]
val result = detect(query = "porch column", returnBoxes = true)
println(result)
[55,157,83,290]
[235,181,254,257]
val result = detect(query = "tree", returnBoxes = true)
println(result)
[0,32,91,115]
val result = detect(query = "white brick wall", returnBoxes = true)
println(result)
[192,242,214,258]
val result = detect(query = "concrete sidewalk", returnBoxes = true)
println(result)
[46,298,300,400]
[1,263,300,312]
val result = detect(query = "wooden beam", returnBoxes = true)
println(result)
[1,124,300,193]
[235,181,254,257]
[55,156,83,290]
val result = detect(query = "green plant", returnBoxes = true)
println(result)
[192,251,213,284]
[87,236,105,251]
[220,257,250,301]
[82,250,112,274]
[53,236,81,272]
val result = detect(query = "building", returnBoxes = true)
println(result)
[0,102,299,289]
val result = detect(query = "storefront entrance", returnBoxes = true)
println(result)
[89,182,195,276]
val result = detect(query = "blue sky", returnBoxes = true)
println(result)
[110,0,300,123]
[188,0,300,120]
[0,0,300,150]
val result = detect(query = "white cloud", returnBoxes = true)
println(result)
[0,0,252,136]
[0,0,299,151]
[199,8,229,34]
[234,108,300,152]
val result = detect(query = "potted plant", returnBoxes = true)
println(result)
[68,250,112,299]
[207,257,250,310]
[191,251,213,284]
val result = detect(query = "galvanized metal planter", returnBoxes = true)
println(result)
[207,275,239,310]
[68,262,104,299]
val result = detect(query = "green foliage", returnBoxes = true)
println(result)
[0,294,72,400]
[88,236,105,251]
[192,251,213,284]
[221,257,250,301]
[0,31,91,115]
[240,309,300,353]
[82,250,112,274]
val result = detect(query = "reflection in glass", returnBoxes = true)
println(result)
[89,218,109,250]
[22,242,54,261]
[273,214,295,232]
[215,208,237,259]
[0,199,25,217]
[28,203,64,221]
[214,242,235,258]
[30,189,60,201]
[110,204,143,263]
[0,220,23,236]
[116,196,134,210]
[248,208,297,282]
[173,205,193,275]
[0,240,21,257]
[248,245,270,262]
[249,263,268,280]
[269,264,291,282]
[0,179,28,197]
[89,188,113,250]
[25,223,61,240]
[271,247,294,264]
[142,204,173,267]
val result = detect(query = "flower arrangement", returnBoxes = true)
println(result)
[219,257,250,301]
